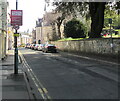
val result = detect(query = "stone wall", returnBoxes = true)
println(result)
[51,38,120,56]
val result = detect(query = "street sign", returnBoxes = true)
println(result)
[11,10,23,26]
[14,33,19,37]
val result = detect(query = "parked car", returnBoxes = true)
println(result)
[25,43,30,48]
[34,44,40,50]
[38,44,44,51]
[29,44,33,49]
[30,44,36,50]
[42,44,57,53]
[29,44,32,49]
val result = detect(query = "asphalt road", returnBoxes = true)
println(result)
[19,48,119,99]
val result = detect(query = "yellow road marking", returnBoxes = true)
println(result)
[19,50,52,100]
[43,88,48,93]
[38,88,44,93]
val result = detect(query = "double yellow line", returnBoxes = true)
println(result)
[19,51,52,100]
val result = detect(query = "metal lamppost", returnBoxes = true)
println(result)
[108,18,113,53]
[14,0,18,74]
[11,0,22,74]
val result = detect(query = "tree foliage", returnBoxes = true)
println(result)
[46,1,120,38]
[115,1,120,10]
[52,2,89,39]
[53,2,89,17]
[64,18,87,38]
[114,1,120,29]
[104,5,119,28]
[53,1,106,38]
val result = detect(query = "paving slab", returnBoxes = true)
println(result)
[0,50,31,100]
[2,73,29,99]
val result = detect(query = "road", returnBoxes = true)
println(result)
[19,48,119,99]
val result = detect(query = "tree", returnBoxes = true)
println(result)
[52,2,84,39]
[52,2,106,38]
[89,2,106,38]
[104,4,119,29]
[64,18,87,38]
[114,1,120,29]
[54,13,65,39]
[47,1,120,38]
[51,22,59,41]
[53,2,106,38]
[115,1,120,10]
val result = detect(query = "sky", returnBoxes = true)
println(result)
[7,0,46,32]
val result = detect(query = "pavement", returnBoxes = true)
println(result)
[0,49,31,100]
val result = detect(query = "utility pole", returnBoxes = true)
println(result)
[14,0,18,74]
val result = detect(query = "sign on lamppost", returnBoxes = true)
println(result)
[11,9,23,74]
[11,10,23,26]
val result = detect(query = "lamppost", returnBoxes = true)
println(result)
[14,0,18,74]
[108,18,113,53]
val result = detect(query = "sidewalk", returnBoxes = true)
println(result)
[0,49,30,100]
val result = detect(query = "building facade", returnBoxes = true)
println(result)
[35,18,43,44]
[17,32,32,46]
[32,29,36,44]
[7,2,14,50]
[35,12,60,44]
[0,0,7,60]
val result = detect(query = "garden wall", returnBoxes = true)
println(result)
[51,38,120,57]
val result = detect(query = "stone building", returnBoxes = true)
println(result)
[7,2,14,50]
[41,11,73,42]
[0,0,8,60]
[35,10,85,44]
[18,32,32,46]
[35,11,61,44]
[35,18,43,44]
[7,27,14,50]
[32,29,36,44]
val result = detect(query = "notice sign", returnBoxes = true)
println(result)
[11,10,23,26]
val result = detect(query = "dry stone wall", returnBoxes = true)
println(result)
[51,38,120,56]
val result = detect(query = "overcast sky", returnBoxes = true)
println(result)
[7,0,46,32]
